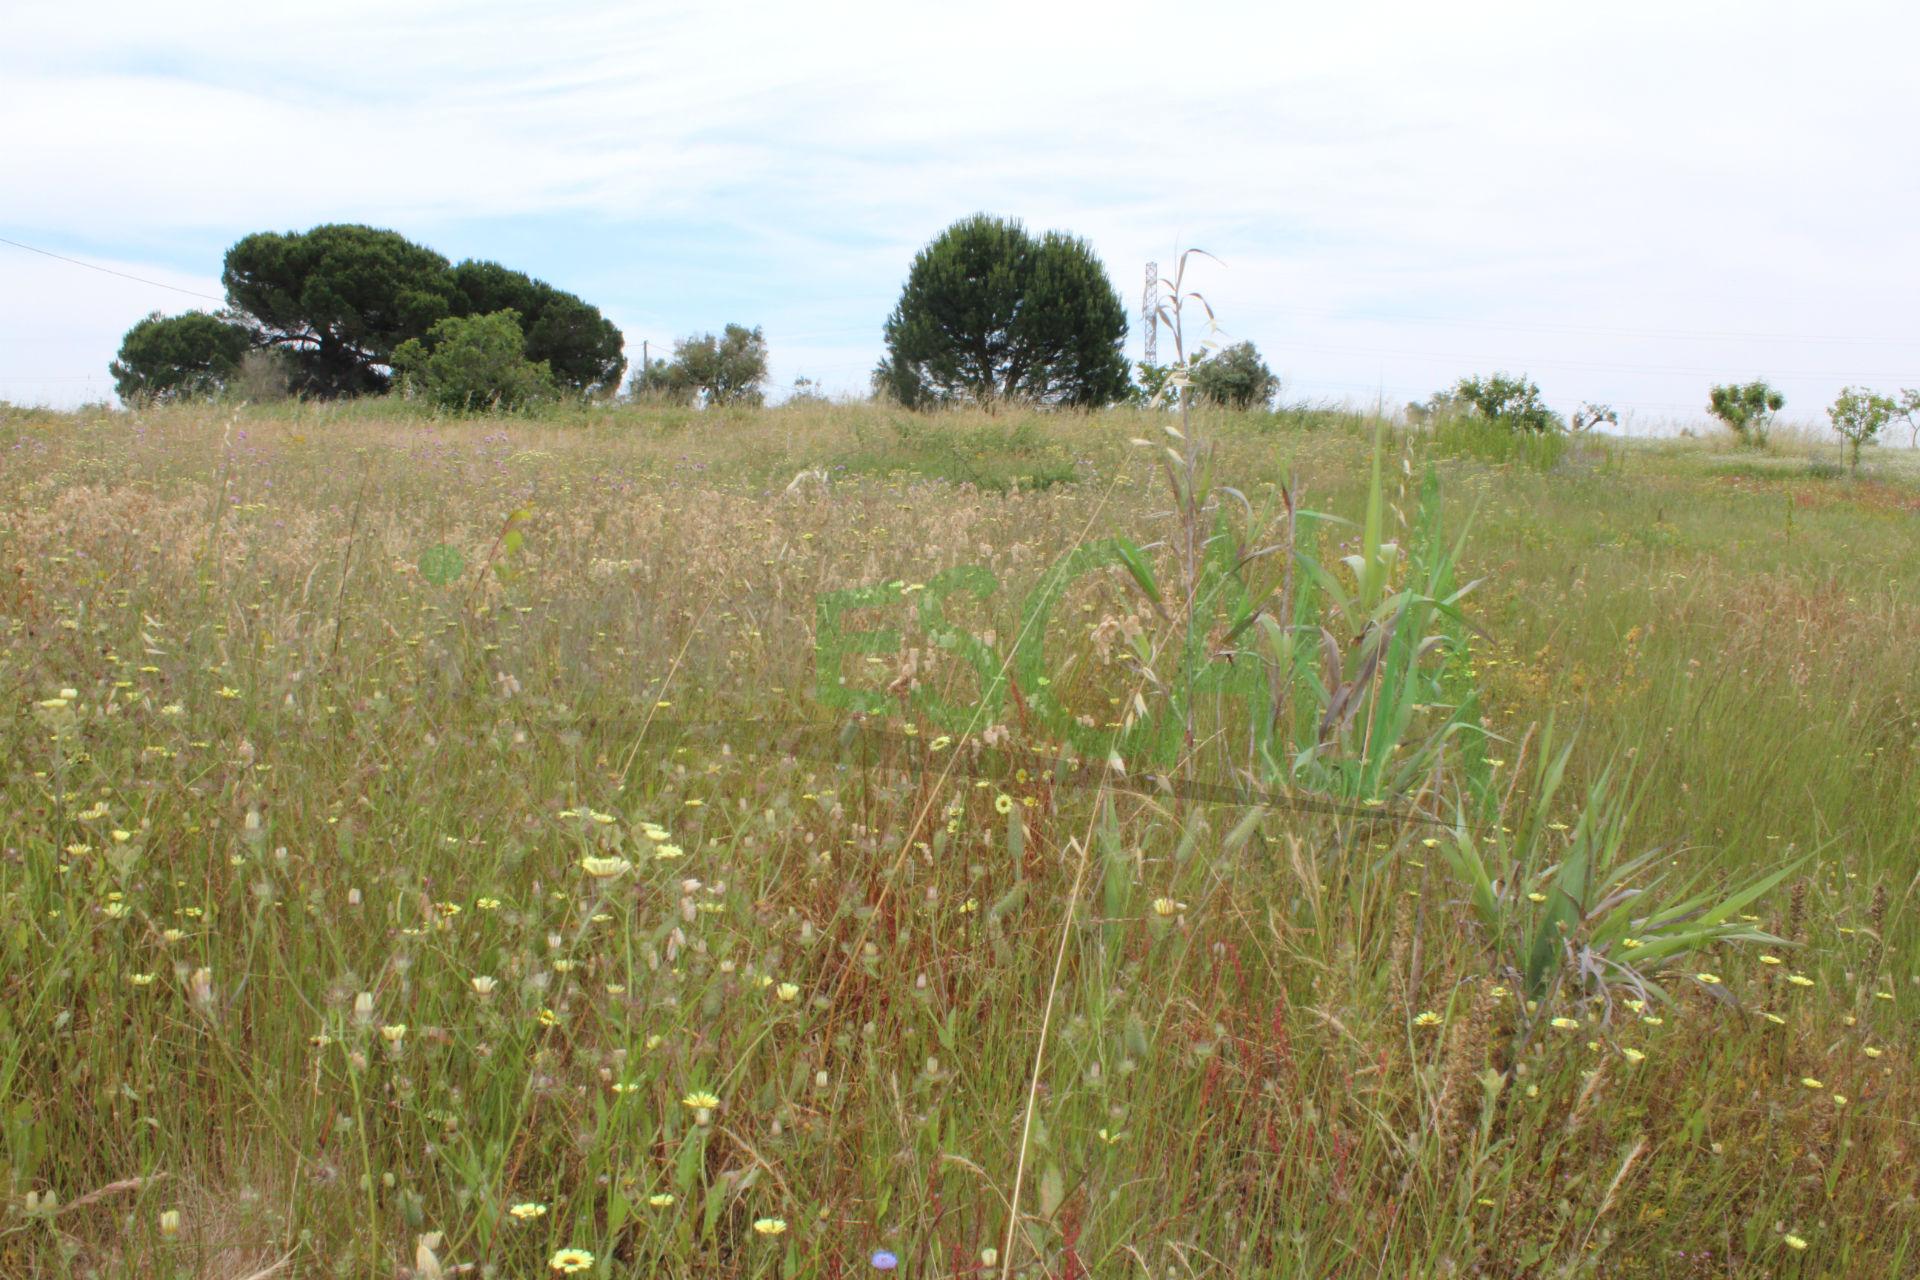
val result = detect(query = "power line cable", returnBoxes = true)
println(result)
[0,235,226,304]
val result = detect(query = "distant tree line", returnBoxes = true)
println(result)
[136,214,1920,441]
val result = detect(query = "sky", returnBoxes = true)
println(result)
[3,0,1917,430]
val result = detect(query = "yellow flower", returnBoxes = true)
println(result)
[1762,1012,1786,1025]
[775,982,800,1003]
[1641,1015,1664,1026]
[1526,891,1548,903]
[1758,954,1783,966]
[1782,1234,1808,1251]
[157,1208,181,1238]
[1694,972,1721,985]
[549,1247,594,1273]
[509,1202,548,1220]
[1620,1047,1646,1064]
[1152,897,1183,918]
[1550,1017,1581,1031]
[1831,1093,1849,1107]
[470,976,498,997]
[654,843,684,860]
[1786,974,1814,987]
[682,1090,720,1110]
[1864,1046,1884,1059]
[753,1217,787,1236]
[1800,1077,1823,1090]
[580,855,633,879]
[994,793,1014,814]
[1412,1011,1442,1027]
[380,1024,408,1043]
[648,1193,675,1207]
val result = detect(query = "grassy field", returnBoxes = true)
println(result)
[2,398,1917,1278]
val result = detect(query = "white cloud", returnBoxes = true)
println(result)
[5,0,1916,420]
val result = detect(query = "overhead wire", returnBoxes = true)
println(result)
[0,235,226,304]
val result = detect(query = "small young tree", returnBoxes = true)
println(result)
[1570,401,1619,433]
[1133,361,1180,407]
[1706,381,1785,446]
[1896,388,1920,449]
[109,310,252,404]
[1404,389,1462,425]
[630,324,769,406]
[1188,341,1280,410]
[391,310,556,412]
[1448,372,1560,432]
[1828,386,1896,470]
[786,375,829,406]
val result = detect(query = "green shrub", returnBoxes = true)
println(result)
[391,310,557,413]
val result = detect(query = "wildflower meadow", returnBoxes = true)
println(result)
[2,394,1918,1277]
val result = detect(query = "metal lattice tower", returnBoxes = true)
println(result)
[1142,261,1159,365]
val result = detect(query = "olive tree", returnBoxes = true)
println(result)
[1707,381,1785,446]
[1188,341,1280,409]
[630,324,769,407]
[1828,386,1896,470]
[1446,372,1560,433]
[1896,388,1920,449]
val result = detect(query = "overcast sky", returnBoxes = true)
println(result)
[4,1,1916,428]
